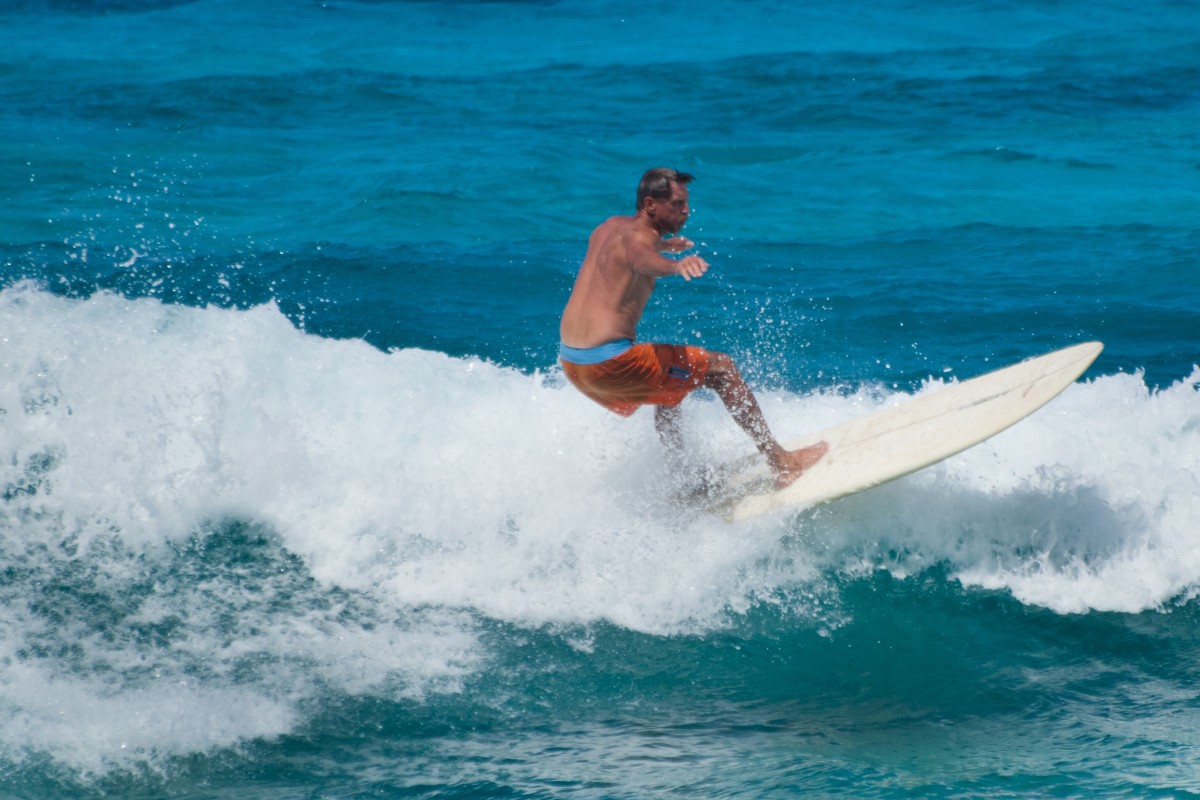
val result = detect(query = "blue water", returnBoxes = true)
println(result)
[2,1,1199,797]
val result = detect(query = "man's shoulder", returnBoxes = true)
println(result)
[595,213,639,232]
[593,213,655,244]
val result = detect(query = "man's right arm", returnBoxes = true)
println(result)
[628,229,710,281]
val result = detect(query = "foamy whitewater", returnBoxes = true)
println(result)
[3,284,1198,782]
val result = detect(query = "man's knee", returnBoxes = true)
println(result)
[703,351,739,386]
[654,403,682,423]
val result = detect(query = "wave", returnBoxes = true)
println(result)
[2,284,1197,775]
[4,283,1198,623]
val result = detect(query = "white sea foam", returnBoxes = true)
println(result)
[0,636,296,778]
[1,284,1197,770]
[3,283,1198,622]
[792,366,1200,615]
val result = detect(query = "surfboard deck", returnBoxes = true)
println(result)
[705,341,1103,522]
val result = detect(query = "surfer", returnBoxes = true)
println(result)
[559,167,827,488]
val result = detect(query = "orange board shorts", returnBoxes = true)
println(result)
[561,342,711,417]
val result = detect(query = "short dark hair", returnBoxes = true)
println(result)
[636,167,694,210]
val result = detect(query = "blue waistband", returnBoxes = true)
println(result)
[559,339,634,365]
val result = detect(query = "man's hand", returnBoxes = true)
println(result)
[661,236,694,254]
[676,254,709,281]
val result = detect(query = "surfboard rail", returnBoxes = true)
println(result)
[723,341,1104,522]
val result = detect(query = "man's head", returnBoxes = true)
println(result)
[636,167,694,234]
[636,168,694,210]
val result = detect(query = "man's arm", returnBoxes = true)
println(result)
[661,235,694,254]
[628,229,709,281]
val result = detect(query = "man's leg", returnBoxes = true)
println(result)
[654,403,684,454]
[702,351,826,488]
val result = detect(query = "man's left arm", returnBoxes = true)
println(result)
[660,236,694,254]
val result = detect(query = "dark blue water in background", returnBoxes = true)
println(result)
[2,1,1198,797]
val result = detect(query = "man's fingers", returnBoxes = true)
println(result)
[678,256,709,280]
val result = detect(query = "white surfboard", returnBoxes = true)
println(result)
[715,341,1103,522]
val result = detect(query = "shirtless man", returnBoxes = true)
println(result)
[559,167,826,488]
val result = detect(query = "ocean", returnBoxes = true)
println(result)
[1,0,1198,797]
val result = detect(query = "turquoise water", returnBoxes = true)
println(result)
[2,1,1199,797]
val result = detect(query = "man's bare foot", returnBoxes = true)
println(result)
[768,441,828,490]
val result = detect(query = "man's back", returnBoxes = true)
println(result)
[559,214,658,349]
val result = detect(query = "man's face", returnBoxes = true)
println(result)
[648,182,690,234]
